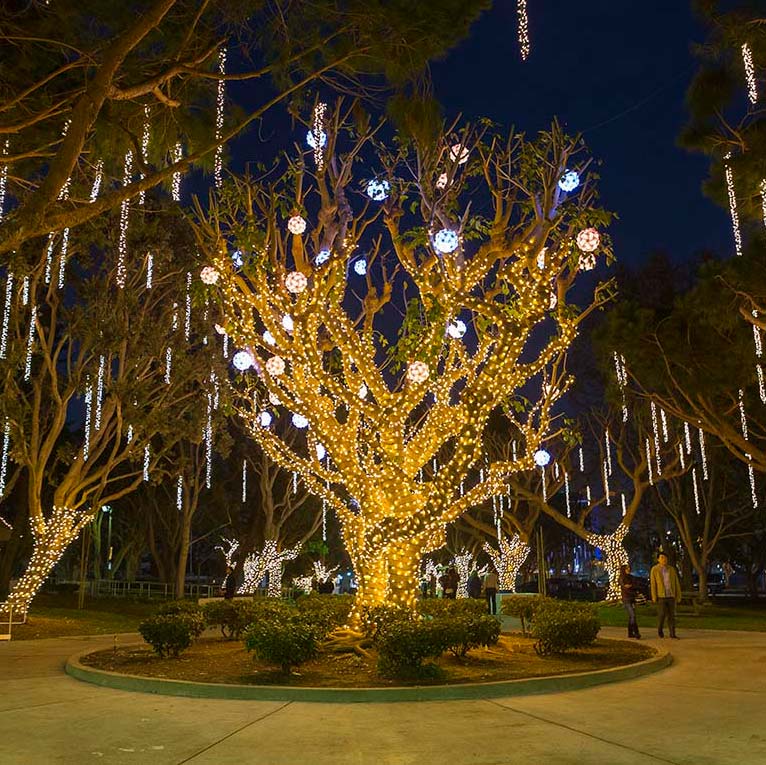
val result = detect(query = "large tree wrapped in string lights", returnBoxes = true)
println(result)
[195,105,614,622]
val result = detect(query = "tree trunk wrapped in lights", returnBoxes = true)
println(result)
[238,539,300,597]
[586,525,630,602]
[195,105,615,623]
[483,533,531,592]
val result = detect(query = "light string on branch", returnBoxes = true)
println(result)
[0,139,8,221]
[176,475,183,511]
[94,355,105,431]
[139,106,150,205]
[0,418,10,497]
[184,272,192,340]
[164,347,172,384]
[311,102,327,170]
[171,142,183,202]
[660,407,669,442]
[214,48,227,188]
[752,311,766,403]
[143,445,150,481]
[517,0,530,61]
[146,252,153,290]
[44,235,55,284]
[21,277,29,306]
[698,427,708,480]
[604,429,612,475]
[57,228,69,289]
[724,152,743,257]
[89,160,103,203]
[602,458,610,505]
[564,470,571,517]
[760,179,766,229]
[117,151,132,288]
[692,467,701,514]
[684,421,692,454]
[241,459,246,503]
[83,377,92,462]
[23,305,37,381]
[742,43,758,104]
[205,394,213,489]
[645,438,654,486]
[650,401,662,475]
[738,389,758,508]
[0,272,13,359]
[678,442,686,471]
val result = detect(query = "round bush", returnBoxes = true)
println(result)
[244,614,318,674]
[438,614,501,658]
[295,593,353,638]
[203,599,257,639]
[376,619,449,679]
[155,600,205,637]
[139,615,194,658]
[500,595,544,635]
[420,598,486,620]
[532,600,600,655]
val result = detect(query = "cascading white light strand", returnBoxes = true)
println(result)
[517,0,530,61]
[660,407,669,442]
[603,458,611,505]
[90,160,103,202]
[752,311,765,403]
[205,394,212,489]
[143,445,150,481]
[0,418,9,497]
[211,370,219,410]
[621,493,627,518]
[739,389,749,441]
[541,467,547,502]
[650,401,662,475]
[241,459,247,503]
[21,276,29,306]
[214,48,227,188]
[748,461,758,508]
[171,142,183,201]
[578,447,584,472]
[0,272,13,359]
[678,442,686,471]
[646,438,654,486]
[613,351,629,422]
[684,421,692,454]
[126,424,133,444]
[176,475,183,511]
[692,467,701,515]
[564,471,571,517]
[738,389,758,508]
[24,305,37,381]
[117,151,132,288]
[742,43,758,104]
[184,271,192,340]
[222,331,228,359]
[164,346,172,384]
[94,355,105,430]
[724,153,743,257]
[146,252,153,290]
[698,428,708,480]
[44,234,55,284]
[139,105,150,205]
[553,461,559,480]
[605,429,612,475]
[311,102,327,170]
[760,179,766,228]
[57,228,69,289]
[322,500,327,542]
[585,485,591,505]
[293,471,298,495]
[512,440,517,461]
[0,139,8,221]
[83,377,92,462]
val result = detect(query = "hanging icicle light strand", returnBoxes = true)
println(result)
[698,428,708,480]
[724,153,743,257]
[95,355,105,431]
[83,378,92,462]
[692,468,701,514]
[139,105,150,205]
[117,151,132,288]
[205,395,213,489]
[646,438,654,486]
[184,271,192,340]
[0,140,8,221]
[517,0,530,61]
[214,48,226,188]
[0,272,13,359]
[742,43,758,104]
[241,459,247,503]
[57,228,69,289]
[24,305,37,381]
[760,179,766,228]
[176,475,183,511]
[143,445,150,481]
[0,418,9,498]
[651,401,662,475]
[89,160,103,203]
[171,142,183,201]
[146,253,153,290]
[311,102,327,170]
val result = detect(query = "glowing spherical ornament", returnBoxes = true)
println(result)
[306,129,327,149]
[536,248,547,270]
[268,391,281,405]
[576,227,600,253]
[232,350,254,371]
[358,384,368,399]
[366,178,390,201]
[263,330,276,346]
[549,290,558,309]
[436,173,449,190]
[231,250,244,268]
[433,229,459,254]
[578,253,596,271]
[285,271,307,294]
[534,449,551,467]
[315,443,326,460]
[315,249,331,266]
[353,258,367,276]
[407,360,429,384]
[265,355,285,376]
[282,314,294,332]
[258,411,273,428]
[287,215,306,235]
[447,319,467,339]
[214,323,226,335]
[292,413,309,429]
[449,143,469,164]
[558,170,580,193]
[200,266,219,285]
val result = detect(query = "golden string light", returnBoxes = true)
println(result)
[587,524,629,601]
[184,272,192,340]
[453,551,473,598]
[484,534,529,591]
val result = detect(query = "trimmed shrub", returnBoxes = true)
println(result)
[362,604,416,641]
[532,600,600,655]
[244,614,318,674]
[500,595,544,635]
[295,593,353,638]
[139,615,195,658]
[202,599,257,640]
[420,598,486,620]
[155,600,205,637]
[439,615,501,658]
[376,619,449,679]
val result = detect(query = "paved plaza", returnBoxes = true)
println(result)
[1,627,765,764]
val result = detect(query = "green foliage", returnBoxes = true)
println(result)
[202,599,258,640]
[295,594,353,638]
[244,613,319,674]
[439,614,500,658]
[531,600,600,656]
[138,615,195,658]
[155,600,205,637]
[376,619,449,679]
[419,598,486,620]
[362,603,416,640]
[500,595,544,636]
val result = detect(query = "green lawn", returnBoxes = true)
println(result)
[598,601,766,633]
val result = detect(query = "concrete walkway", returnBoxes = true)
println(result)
[1,627,765,764]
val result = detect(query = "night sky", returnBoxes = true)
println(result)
[432,1,732,268]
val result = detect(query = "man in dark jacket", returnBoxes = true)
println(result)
[467,570,482,599]
[650,552,682,639]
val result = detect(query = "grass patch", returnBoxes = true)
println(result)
[597,600,766,632]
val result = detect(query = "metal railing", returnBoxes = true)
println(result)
[76,579,220,600]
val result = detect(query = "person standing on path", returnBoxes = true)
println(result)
[650,552,682,639]
[619,563,641,639]
[484,570,499,615]
[440,566,459,599]
[467,570,482,599]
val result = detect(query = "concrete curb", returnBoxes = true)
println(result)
[65,643,672,704]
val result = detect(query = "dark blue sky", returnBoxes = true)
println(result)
[432,1,732,267]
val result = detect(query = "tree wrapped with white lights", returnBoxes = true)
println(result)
[195,104,615,623]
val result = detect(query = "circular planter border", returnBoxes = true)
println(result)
[66,642,671,703]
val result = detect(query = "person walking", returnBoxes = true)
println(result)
[619,563,641,639]
[650,552,682,639]
[467,569,482,599]
[484,570,499,615]
[440,566,459,599]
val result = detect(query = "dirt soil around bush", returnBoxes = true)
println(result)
[81,633,656,688]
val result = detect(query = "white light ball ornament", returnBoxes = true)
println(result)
[558,170,580,193]
[231,250,244,268]
[285,271,307,294]
[232,350,254,371]
[449,144,469,164]
[265,356,285,376]
[366,179,390,201]
[576,228,600,253]
[292,413,309,429]
[315,443,326,460]
[263,330,276,346]
[433,229,459,254]
[214,323,226,335]
[268,391,281,405]
[407,360,429,384]
[282,314,294,332]
[315,249,331,266]
[534,449,551,467]
[447,320,467,339]
[353,259,367,276]
[200,266,219,285]
[578,253,596,272]
[259,411,273,428]
[306,129,327,150]
[287,216,306,235]
[436,173,449,190]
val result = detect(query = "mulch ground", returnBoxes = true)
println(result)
[82,634,655,688]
